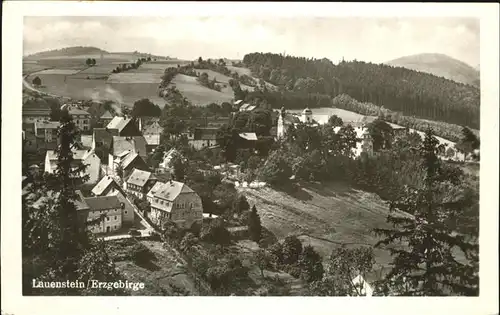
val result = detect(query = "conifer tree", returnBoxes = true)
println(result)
[22,109,127,295]
[247,205,262,242]
[374,128,478,296]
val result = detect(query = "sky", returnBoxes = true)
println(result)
[23,16,480,67]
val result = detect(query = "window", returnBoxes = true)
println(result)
[114,216,117,220]
[106,217,110,221]
[83,126,88,131]
[125,211,128,214]
[76,120,79,124]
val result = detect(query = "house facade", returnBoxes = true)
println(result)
[34,121,60,143]
[78,195,124,234]
[146,180,203,229]
[124,168,158,199]
[107,116,142,137]
[68,107,91,131]
[108,136,148,176]
[91,176,135,226]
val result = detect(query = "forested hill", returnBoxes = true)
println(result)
[386,53,480,88]
[25,46,109,58]
[242,53,480,129]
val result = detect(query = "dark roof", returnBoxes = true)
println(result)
[112,136,147,158]
[94,128,119,147]
[83,195,121,211]
[193,128,220,141]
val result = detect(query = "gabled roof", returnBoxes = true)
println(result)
[121,152,144,170]
[84,195,121,211]
[234,100,243,105]
[239,132,258,141]
[75,190,91,211]
[69,107,90,116]
[100,110,113,119]
[148,180,194,201]
[126,169,156,187]
[112,136,147,158]
[22,107,51,116]
[107,116,134,133]
[161,148,180,167]
[91,175,120,196]
[144,134,160,146]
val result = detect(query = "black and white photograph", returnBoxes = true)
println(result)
[2,1,499,315]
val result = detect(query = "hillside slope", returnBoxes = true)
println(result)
[238,182,396,268]
[386,53,480,87]
[25,46,109,59]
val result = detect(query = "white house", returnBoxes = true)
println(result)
[147,180,203,229]
[44,149,102,184]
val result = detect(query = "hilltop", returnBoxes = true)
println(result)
[25,46,109,59]
[385,53,480,87]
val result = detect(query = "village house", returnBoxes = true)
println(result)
[108,136,148,176]
[146,179,203,229]
[44,148,102,184]
[91,127,119,163]
[158,148,183,171]
[22,107,51,124]
[91,175,123,197]
[112,150,150,180]
[75,191,124,234]
[187,127,221,150]
[100,110,114,126]
[124,168,158,199]
[34,121,60,143]
[91,176,135,226]
[107,116,142,137]
[68,107,91,131]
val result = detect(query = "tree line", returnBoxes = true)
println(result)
[242,52,480,129]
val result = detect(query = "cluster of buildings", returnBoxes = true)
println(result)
[24,103,209,236]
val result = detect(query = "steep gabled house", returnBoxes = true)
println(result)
[100,110,114,126]
[92,127,119,164]
[108,136,148,176]
[146,180,203,229]
[91,176,135,226]
[187,127,221,150]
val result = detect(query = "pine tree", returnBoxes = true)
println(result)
[22,109,127,295]
[247,205,262,242]
[374,128,478,296]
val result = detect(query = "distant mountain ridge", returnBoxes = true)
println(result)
[25,46,109,58]
[385,53,480,87]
